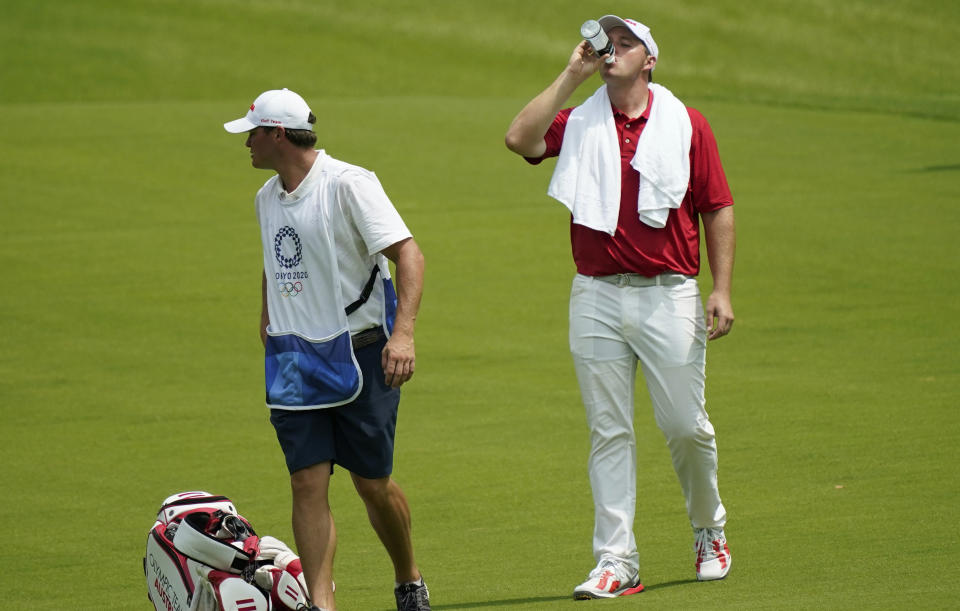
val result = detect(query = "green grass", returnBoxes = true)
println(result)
[1,1,958,609]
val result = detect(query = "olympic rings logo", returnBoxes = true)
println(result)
[278,281,303,297]
[274,226,303,269]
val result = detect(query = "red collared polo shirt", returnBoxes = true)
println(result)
[527,90,734,277]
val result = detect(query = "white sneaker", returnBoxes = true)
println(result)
[695,528,732,581]
[573,559,644,599]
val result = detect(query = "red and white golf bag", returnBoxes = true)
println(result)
[144,491,311,611]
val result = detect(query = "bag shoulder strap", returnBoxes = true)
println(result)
[345,265,381,315]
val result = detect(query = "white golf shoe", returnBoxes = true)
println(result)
[695,527,732,581]
[573,558,644,599]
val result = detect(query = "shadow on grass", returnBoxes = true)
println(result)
[643,578,699,591]
[429,580,696,609]
[909,163,960,172]
[431,596,569,609]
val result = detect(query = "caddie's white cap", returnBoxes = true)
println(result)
[598,15,659,68]
[223,88,313,133]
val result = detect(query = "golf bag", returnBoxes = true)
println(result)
[144,491,311,611]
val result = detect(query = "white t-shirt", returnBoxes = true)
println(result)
[256,150,412,336]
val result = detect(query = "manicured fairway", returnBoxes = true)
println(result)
[1,1,957,609]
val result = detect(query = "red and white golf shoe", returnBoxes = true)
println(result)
[695,528,732,581]
[573,559,645,599]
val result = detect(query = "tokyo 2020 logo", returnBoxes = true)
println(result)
[274,226,303,268]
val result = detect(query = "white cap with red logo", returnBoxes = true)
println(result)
[224,88,313,133]
[598,15,659,68]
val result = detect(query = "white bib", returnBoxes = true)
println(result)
[257,153,393,409]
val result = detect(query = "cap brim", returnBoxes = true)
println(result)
[598,15,629,32]
[223,117,257,133]
[598,14,657,62]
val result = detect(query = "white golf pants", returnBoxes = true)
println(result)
[569,274,726,572]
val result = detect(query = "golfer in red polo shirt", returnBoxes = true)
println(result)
[505,15,735,598]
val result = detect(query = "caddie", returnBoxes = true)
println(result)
[224,88,430,611]
[505,14,736,598]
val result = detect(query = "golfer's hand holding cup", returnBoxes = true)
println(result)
[565,20,610,82]
[566,40,603,82]
[581,19,615,63]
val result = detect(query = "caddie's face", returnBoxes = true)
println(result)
[601,26,656,81]
[245,126,281,170]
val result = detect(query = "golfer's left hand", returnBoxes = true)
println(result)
[382,333,415,388]
[706,291,735,340]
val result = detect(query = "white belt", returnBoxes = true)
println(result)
[594,273,690,288]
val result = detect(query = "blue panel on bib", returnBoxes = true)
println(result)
[382,278,397,335]
[265,332,360,407]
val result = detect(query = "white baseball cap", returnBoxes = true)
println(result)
[598,15,659,68]
[223,88,313,133]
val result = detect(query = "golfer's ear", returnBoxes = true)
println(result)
[646,55,657,72]
[275,126,285,140]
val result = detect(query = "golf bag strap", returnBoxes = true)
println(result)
[344,265,380,315]
[173,513,254,574]
[161,495,232,511]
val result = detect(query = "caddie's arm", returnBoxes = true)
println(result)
[701,206,736,340]
[504,41,603,158]
[380,237,424,388]
[260,269,269,346]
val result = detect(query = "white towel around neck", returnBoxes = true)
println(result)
[547,83,692,233]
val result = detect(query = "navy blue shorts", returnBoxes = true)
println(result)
[269,332,400,479]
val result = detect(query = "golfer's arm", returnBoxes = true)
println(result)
[701,206,736,296]
[505,68,587,157]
